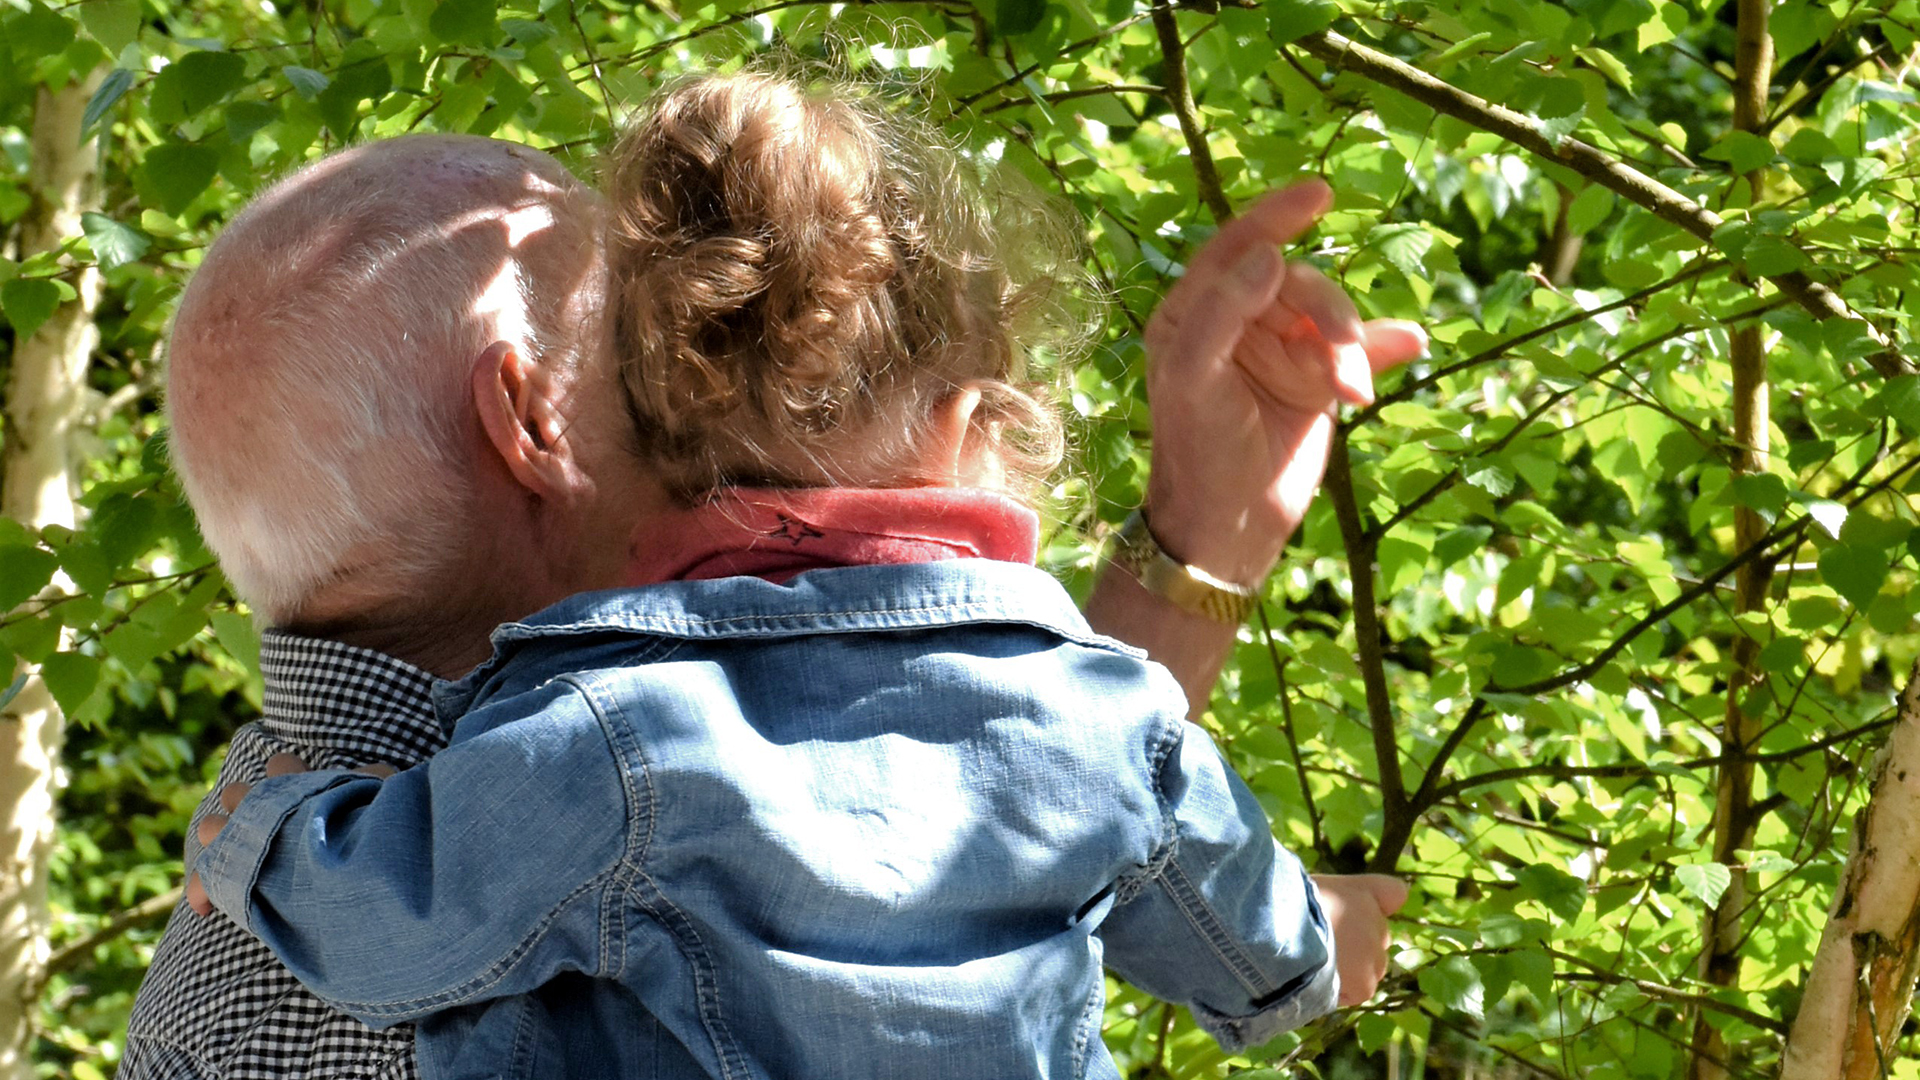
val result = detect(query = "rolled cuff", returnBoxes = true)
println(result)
[1193,949,1339,1051]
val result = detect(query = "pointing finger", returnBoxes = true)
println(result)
[1160,180,1333,324]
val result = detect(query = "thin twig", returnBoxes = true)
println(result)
[1291,29,1908,378]
[1150,1,1233,223]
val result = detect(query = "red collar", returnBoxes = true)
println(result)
[624,487,1040,587]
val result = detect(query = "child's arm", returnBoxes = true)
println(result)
[187,678,630,1027]
[1099,720,1396,1049]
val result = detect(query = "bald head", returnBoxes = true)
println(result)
[167,135,606,625]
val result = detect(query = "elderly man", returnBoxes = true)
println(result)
[126,133,1421,1078]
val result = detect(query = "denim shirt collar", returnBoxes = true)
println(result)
[436,560,1122,716]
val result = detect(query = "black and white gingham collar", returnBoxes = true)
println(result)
[258,630,450,768]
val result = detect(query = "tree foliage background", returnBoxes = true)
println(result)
[3,0,1920,1076]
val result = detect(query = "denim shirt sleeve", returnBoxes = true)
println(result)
[1099,720,1338,1051]
[193,676,632,1026]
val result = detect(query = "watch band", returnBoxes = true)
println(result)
[1110,509,1260,624]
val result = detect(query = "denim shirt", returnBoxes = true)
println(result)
[196,560,1336,1080]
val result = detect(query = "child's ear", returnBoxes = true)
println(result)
[914,382,1003,488]
[471,341,581,499]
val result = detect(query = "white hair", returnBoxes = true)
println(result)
[165,136,597,622]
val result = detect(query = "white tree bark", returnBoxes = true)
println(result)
[0,75,102,1080]
[1779,659,1920,1080]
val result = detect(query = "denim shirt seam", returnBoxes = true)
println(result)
[559,673,647,981]
[571,667,748,1079]
[1112,719,1184,907]
[1155,857,1276,1000]
[324,861,620,1019]
[496,599,1128,653]
[624,870,752,1080]
[325,682,630,1019]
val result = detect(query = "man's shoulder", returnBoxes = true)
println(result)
[124,892,417,1080]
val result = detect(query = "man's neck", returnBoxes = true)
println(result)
[280,607,501,679]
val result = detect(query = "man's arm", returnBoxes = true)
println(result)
[187,679,626,1025]
[1082,181,1426,712]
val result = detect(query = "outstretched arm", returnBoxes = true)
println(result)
[1082,181,1426,713]
[186,679,628,1026]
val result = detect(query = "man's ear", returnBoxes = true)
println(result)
[471,341,580,499]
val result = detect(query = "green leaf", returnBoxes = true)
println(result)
[79,0,140,55]
[0,546,57,611]
[1466,464,1515,497]
[1510,949,1554,1003]
[1820,543,1889,609]
[1369,223,1433,278]
[141,143,221,215]
[429,0,498,45]
[1515,863,1586,921]
[80,212,150,270]
[1674,862,1732,906]
[1417,954,1485,1020]
[1377,535,1430,595]
[994,0,1047,35]
[1743,235,1807,276]
[1433,525,1493,568]
[1724,473,1788,518]
[317,58,393,139]
[210,611,261,674]
[1787,596,1842,630]
[284,65,330,100]
[151,50,248,125]
[49,537,112,598]
[1,278,61,341]
[81,67,134,134]
[1719,130,1775,175]
[1355,1010,1398,1054]
[1566,184,1614,234]
[38,652,101,717]
[1267,0,1337,44]
[1782,128,1841,166]
[501,19,558,47]
[8,3,76,63]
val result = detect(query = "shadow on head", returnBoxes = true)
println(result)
[166,134,605,635]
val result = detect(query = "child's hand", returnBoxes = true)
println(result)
[185,753,396,916]
[1309,873,1408,1007]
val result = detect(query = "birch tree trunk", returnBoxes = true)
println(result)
[1779,659,1920,1079]
[1687,4,1773,1077]
[0,75,102,1080]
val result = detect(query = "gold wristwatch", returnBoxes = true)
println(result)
[1111,509,1259,624]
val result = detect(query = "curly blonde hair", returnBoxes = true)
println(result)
[604,70,1094,501]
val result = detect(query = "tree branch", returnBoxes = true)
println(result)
[1292,29,1908,379]
[43,886,182,980]
[1151,2,1234,223]
[1326,434,1410,870]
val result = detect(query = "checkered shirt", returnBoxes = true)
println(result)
[121,631,451,1080]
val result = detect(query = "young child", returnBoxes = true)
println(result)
[190,71,1398,1079]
